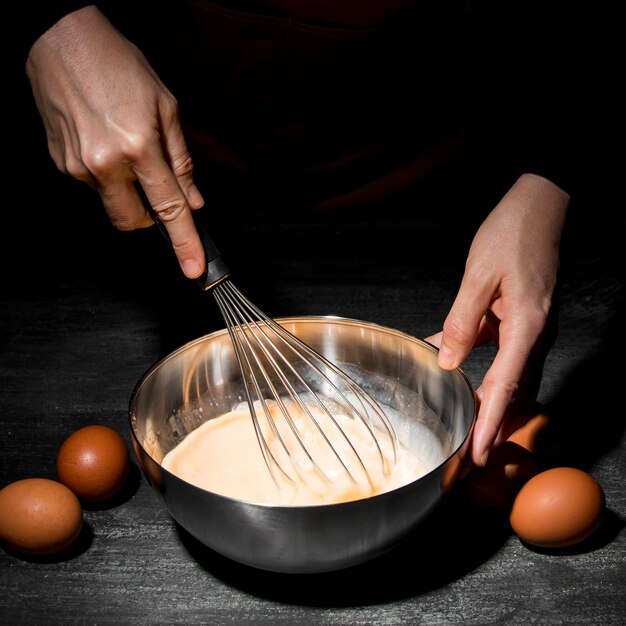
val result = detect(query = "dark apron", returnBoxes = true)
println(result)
[137,0,492,221]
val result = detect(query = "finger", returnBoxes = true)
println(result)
[159,97,205,211]
[134,149,205,279]
[470,321,535,465]
[438,274,495,370]
[98,176,153,230]
[426,312,496,356]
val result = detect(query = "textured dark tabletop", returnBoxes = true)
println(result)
[1,162,624,625]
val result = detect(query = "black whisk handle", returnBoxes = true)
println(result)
[191,210,231,291]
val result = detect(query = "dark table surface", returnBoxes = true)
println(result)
[1,176,624,625]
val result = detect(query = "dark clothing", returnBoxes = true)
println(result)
[11,1,594,223]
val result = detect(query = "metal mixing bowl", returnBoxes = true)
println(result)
[129,316,476,574]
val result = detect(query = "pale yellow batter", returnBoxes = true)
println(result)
[162,398,427,505]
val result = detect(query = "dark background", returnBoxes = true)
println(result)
[2,3,624,624]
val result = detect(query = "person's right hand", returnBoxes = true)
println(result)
[26,5,206,278]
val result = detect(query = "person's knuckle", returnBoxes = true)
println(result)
[83,142,122,177]
[119,130,153,161]
[109,215,135,231]
[443,316,474,347]
[160,91,180,115]
[48,144,68,173]
[171,152,194,178]
[153,198,186,222]
[47,141,90,182]
[84,127,158,178]
[106,201,148,231]
[64,156,92,183]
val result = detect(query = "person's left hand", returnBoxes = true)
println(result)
[426,173,570,466]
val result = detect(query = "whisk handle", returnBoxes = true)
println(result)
[193,212,231,291]
[149,206,230,291]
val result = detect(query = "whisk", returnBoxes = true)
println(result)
[155,212,399,491]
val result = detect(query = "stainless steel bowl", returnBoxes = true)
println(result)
[129,316,476,573]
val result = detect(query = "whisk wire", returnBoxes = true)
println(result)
[221,283,398,462]
[221,282,398,463]
[214,281,361,486]
[212,280,398,486]
[213,286,295,486]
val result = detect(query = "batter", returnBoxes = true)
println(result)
[161,398,428,506]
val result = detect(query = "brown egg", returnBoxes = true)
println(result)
[56,425,130,503]
[507,409,559,457]
[462,441,540,509]
[0,478,83,555]
[510,467,605,548]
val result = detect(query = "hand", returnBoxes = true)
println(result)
[426,173,570,466]
[26,6,206,278]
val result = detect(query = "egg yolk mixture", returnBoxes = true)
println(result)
[161,399,427,505]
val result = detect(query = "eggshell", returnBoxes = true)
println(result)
[0,478,83,555]
[462,441,540,509]
[507,410,559,457]
[56,425,130,503]
[510,467,605,548]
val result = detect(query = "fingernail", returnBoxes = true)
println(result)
[438,345,456,369]
[182,259,202,278]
